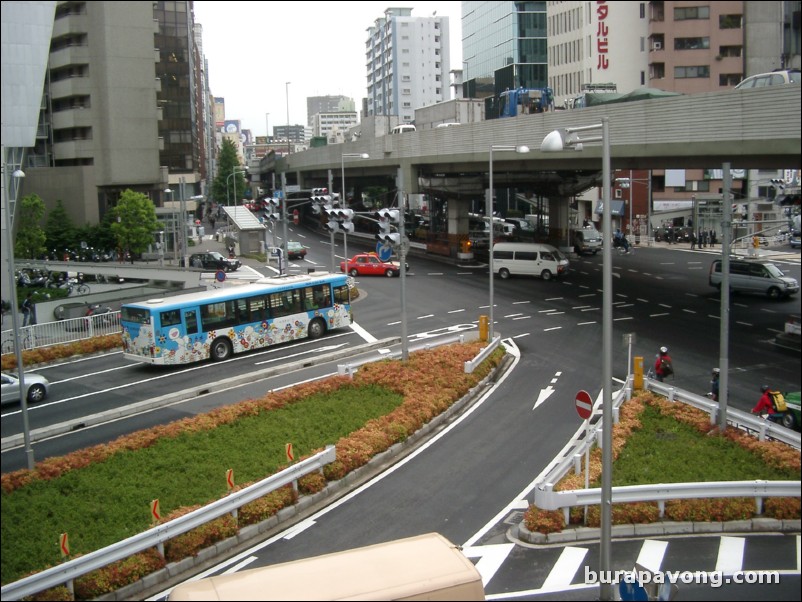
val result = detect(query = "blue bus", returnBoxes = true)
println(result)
[120,273,352,365]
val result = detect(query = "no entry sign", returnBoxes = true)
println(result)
[575,390,593,420]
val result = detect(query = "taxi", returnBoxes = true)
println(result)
[339,252,407,277]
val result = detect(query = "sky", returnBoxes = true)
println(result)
[192,1,463,138]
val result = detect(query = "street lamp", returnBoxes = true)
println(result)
[164,188,176,262]
[285,82,291,156]
[226,168,246,207]
[541,118,613,602]
[2,162,34,469]
[341,152,370,265]
[488,144,529,341]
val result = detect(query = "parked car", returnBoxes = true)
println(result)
[188,251,241,272]
[286,241,307,260]
[789,232,801,249]
[340,252,408,277]
[734,68,800,90]
[1,372,49,405]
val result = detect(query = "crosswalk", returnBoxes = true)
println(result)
[473,534,801,599]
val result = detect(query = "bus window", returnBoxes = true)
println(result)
[333,283,350,304]
[161,310,181,327]
[249,296,269,322]
[184,309,199,335]
[304,285,330,310]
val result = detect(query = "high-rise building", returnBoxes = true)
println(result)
[21,1,208,226]
[307,95,356,126]
[365,7,450,124]
[312,112,360,143]
[462,2,549,97]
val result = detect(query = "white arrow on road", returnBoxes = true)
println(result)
[533,385,555,409]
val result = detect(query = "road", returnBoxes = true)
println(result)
[2,227,800,599]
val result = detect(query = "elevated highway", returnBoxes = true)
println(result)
[264,85,800,197]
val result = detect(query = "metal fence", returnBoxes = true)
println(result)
[1,312,121,356]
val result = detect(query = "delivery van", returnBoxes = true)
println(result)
[167,532,485,601]
[492,242,569,280]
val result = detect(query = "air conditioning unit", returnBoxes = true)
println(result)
[653,41,662,51]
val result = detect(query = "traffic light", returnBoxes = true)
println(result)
[266,198,281,221]
[336,208,354,233]
[375,208,400,244]
[324,208,339,232]
[377,232,401,245]
[311,188,331,213]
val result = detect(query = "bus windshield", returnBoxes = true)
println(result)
[120,273,352,365]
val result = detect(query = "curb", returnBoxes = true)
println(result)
[515,517,801,546]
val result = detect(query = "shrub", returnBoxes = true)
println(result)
[523,506,565,534]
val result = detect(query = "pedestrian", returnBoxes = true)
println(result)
[709,368,720,401]
[22,292,34,327]
[690,231,697,250]
[654,346,673,382]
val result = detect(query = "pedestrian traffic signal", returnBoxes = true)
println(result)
[374,208,400,222]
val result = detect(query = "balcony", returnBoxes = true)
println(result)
[51,13,88,39]
[52,109,93,130]
[49,45,90,70]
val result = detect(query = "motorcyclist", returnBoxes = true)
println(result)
[751,385,784,424]
[653,346,673,382]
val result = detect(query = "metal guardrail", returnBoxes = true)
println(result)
[532,377,802,523]
[535,480,801,523]
[1,312,121,356]
[463,335,500,373]
[0,446,336,601]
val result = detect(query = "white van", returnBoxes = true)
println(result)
[391,124,416,134]
[492,242,569,280]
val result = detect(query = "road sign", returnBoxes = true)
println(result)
[376,241,393,261]
[575,389,593,420]
[619,580,648,602]
[215,270,226,283]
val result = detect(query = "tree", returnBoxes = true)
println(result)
[109,189,160,257]
[14,194,47,259]
[212,138,246,205]
[44,199,77,257]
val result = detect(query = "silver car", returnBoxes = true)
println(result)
[1,372,50,405]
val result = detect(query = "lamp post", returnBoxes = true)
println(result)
[542,118,613,601]
[265,112,270,143]
[226,168,246,207]
[341,152,370,265]
[164,188,176,262]
[488,145,529,341]
[179,177,188,270]
[285,82,291,156]
[2,161,35,469]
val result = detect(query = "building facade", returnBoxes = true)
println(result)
[306,95,356,126]
[365,7,451,124]
[312,112,359,142]
[462,1,549,96]
[22,1,208,226]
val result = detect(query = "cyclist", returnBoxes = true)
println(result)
[751,385,785,424]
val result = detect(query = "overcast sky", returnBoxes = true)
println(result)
[193,1,463,137]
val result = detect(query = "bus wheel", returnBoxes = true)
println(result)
[210,337,232,361]
[308,318,326,339]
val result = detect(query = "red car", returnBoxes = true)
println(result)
[340,253,408,277]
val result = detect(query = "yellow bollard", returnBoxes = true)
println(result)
[633,356,644,390]
[479,315,489,342]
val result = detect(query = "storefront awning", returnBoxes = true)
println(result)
[594,200,626,216]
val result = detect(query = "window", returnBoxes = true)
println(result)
[719,74,741,86]
[675,65,710,79]
[674,6,709,20]
[719,45,742,58]
[674,37,709,50]
[719,14,742,29]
